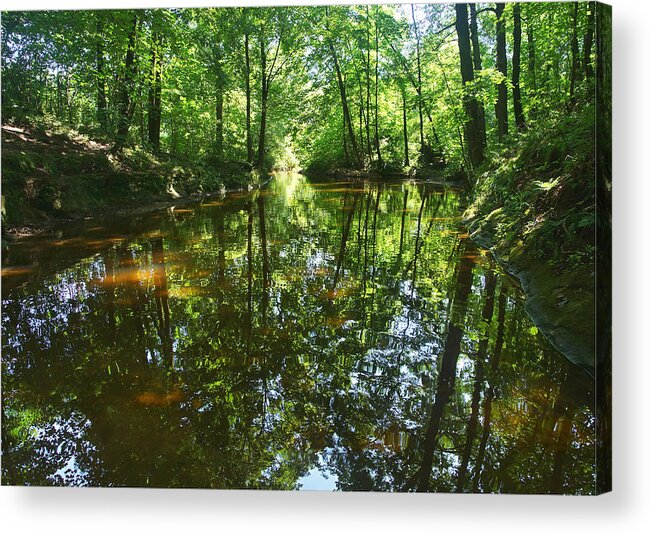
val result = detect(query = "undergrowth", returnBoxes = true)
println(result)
[1,116,255,228]
[466,101,596,273]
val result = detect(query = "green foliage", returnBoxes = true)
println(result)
[466,91,596,277]
[2,3,600,176]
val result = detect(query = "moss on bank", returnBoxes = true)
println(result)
[465,106,597,373]
[1,120,257,232]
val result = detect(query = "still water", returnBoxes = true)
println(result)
[1,172,595,493]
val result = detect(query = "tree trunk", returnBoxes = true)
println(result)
[95,14,107,129]
[512,3,526,130]
[455,3,484,168]
[365,6,372,161]
[257,36,268,169]
[526,9,537,92]
[569,2,581,99]
[583,2,595,79]
[245,32,253,164]
[411,4,426,156]
[469,4,487,147]
[373,7,382,166]
[215,83,224,161]
[329,42,362,168]
[148,31,162,151]
[116,12,140,147]
[343,117,350,166]
[402,87,409,167]
[57,72,63,117]
[495,3,509,138]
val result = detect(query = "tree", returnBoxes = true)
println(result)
[244,30,253,164]
[494,3,508,138]
[325,6,363,169]
[583,2,595,79]
[512,3,526,129]
[147,17,163,150]
[95,12,108,130]
[469,3,487,147]
[115,12,141,148]
[0,3,605,173]
[455,3,484,168]
[569,2,581,99]
[255,8,303,169]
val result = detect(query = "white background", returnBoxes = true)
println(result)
[1,0,648,533]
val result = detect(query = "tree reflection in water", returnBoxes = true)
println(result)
[1,172,596,493]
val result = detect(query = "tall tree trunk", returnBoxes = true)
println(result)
[569,2,581,99]
[212,47,225,161]
[373,7,383,166]
[495,3,509,138]
[95,14,107,129]
[401,87,410,167]
[245,32,253,164]
[526,9,537,92]
[148,31,162,151]
[215,82,224,161]
[57,72,63,117]
[512,3,526,130]
[257,36,268,169]
[411,4,426,156]
[455,3,484,168]
[365,6,373,161]
[469,4,487,147]
[343,117,350,166]
[116,12,140,148]
[358,81,364,152]
[65,73,73,123]
[583,2,595,79]
[328,40,362,169]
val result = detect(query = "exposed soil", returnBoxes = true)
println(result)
[1,122,254,237]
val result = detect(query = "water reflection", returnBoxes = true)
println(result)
[1,173,596,492]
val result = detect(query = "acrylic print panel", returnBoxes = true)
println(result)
[0,1,611,494]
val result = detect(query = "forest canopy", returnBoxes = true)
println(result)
[1,2,601,174]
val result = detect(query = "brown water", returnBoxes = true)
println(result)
[1,172,596,492]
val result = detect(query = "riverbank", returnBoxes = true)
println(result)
[464,106,601,374]
[1,120,258,236]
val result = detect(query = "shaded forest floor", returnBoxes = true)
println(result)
[1,119,255,235]
[465,105,600,373]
